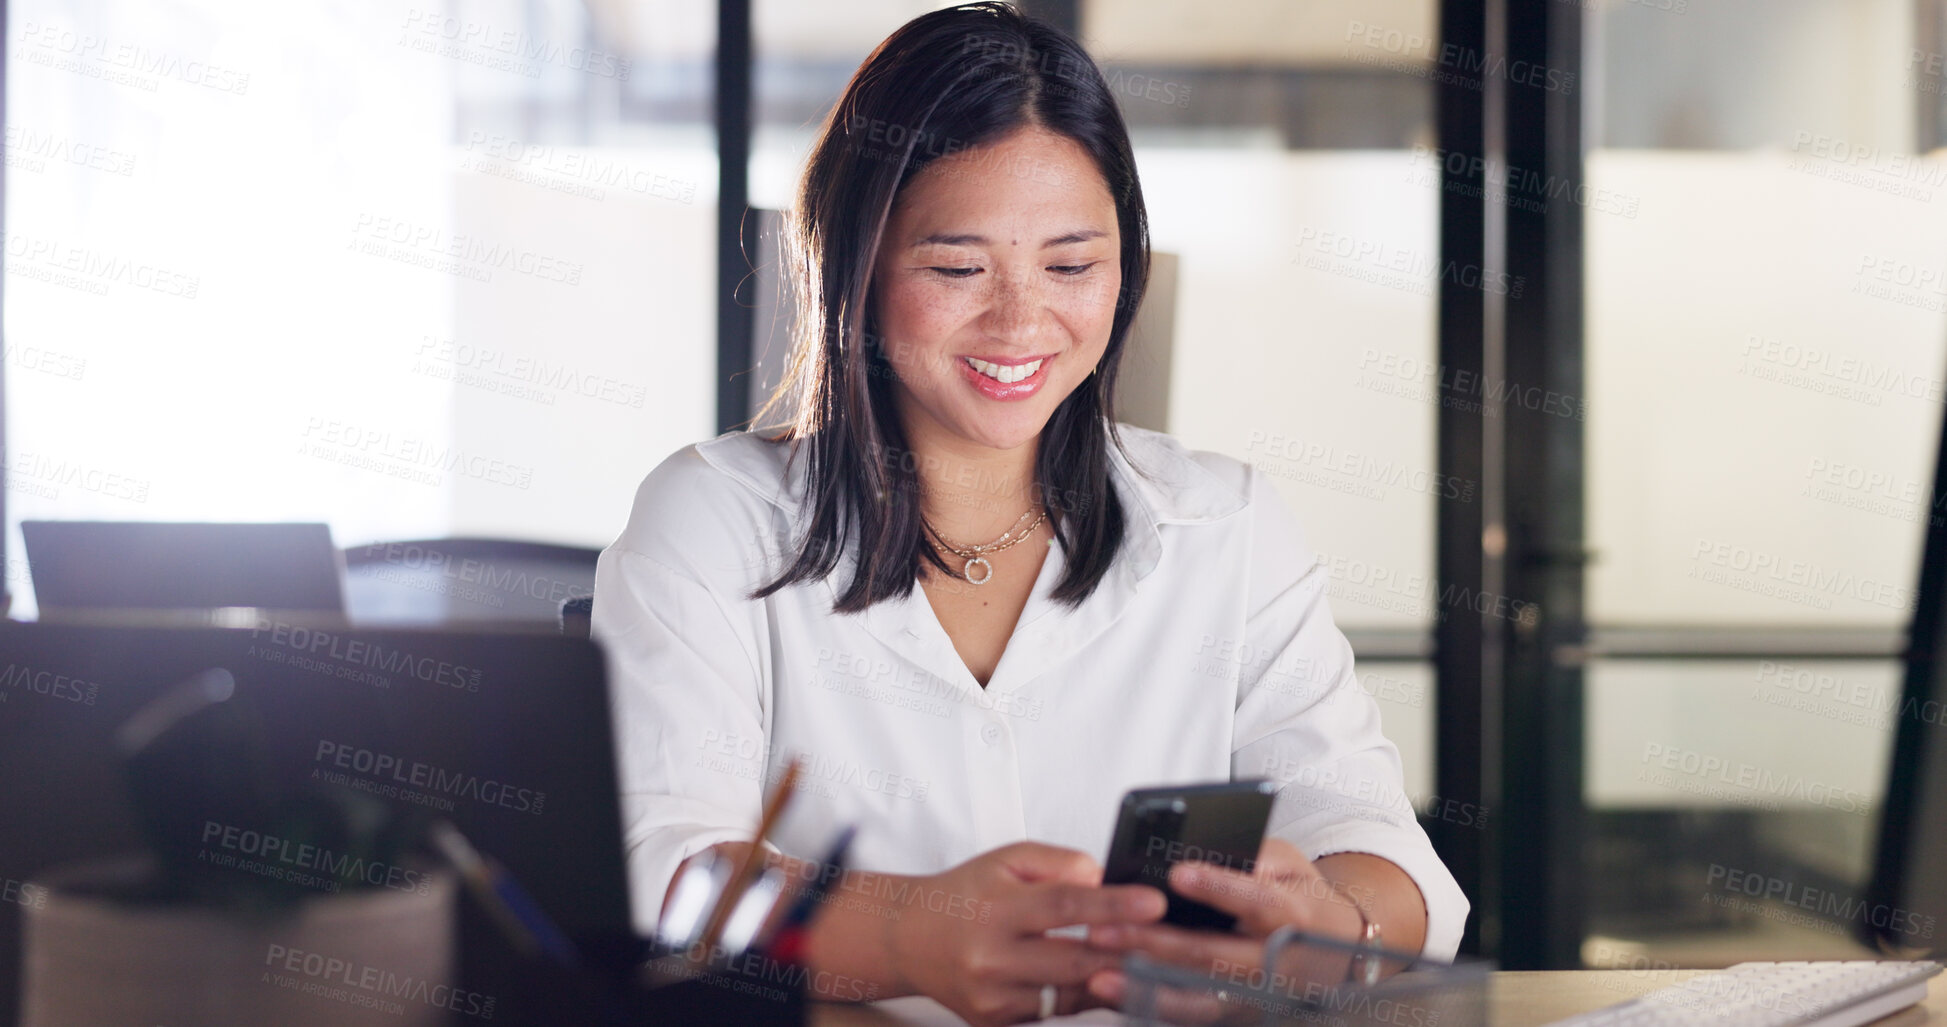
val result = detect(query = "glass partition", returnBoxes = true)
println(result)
[1581,0,1947,966]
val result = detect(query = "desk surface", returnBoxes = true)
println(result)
[811,970,1947,1026]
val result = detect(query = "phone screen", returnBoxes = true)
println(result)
[1101,780,1276,931]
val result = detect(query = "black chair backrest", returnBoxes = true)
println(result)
[342,538,596,626]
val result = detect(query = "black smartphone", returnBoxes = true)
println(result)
[1101,780,1276,931]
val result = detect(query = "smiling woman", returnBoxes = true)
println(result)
[753,4,1150,619]
[592,4,1467,1025]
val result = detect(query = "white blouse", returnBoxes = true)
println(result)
[592,425,1468,959]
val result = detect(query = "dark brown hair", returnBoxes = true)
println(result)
[754,1,1150,613]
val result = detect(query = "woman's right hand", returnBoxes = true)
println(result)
[883,841,1167,1026]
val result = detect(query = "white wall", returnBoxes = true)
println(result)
[1136,148,1442,794]
[3,1,719,618]
[444,146,717,545]
[1149,149,1441,631]
[1586,150,1947,627]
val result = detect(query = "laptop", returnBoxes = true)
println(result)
[0,620,631,1024]
[21,522,346,619]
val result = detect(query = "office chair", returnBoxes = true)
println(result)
[342,538,597,626]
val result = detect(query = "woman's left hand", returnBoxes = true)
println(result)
[1079,838,1368,1018]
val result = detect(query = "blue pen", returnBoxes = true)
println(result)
[762,824,857,964]
[430,820,580,968]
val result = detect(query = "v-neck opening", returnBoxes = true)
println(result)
[912,537,1066,694]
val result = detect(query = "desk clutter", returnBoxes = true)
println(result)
[1120,928,1492,1027]
[0,623,815,1026]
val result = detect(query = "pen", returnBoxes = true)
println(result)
[430,820,580,968]
[696,754,803,954]
[761,823,856,965]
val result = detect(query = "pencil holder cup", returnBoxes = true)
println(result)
[19,854,457,1027]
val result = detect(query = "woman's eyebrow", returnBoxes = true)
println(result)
[1042,229,1108,246]
[910,229,1109,248]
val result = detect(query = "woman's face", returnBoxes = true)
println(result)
[871,125,1123,455]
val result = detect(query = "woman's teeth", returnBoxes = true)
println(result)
[964,357,1043,384]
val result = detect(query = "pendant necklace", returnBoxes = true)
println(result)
[923,508,1046,585]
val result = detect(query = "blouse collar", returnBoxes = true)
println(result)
[696,425,1249,693]
[695,422,1249,586]
[701,422,1242,512]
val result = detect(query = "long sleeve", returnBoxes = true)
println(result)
[591,445,781,936]
[1226,466,1470,961]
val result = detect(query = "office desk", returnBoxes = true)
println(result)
[810,970,1947,1025]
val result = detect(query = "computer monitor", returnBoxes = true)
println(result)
[21,521,346,619]
[0,620,631,1024]
[1866,416,1947,956]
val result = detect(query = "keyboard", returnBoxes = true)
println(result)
[1549,960,1942,1026]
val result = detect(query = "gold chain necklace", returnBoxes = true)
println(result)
[923,508,1046,585]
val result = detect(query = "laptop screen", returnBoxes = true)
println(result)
[22,522,346,616]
